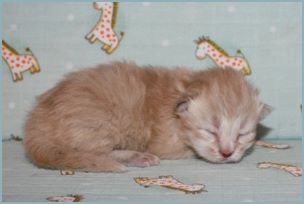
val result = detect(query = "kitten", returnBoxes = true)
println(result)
[23,61,272,172]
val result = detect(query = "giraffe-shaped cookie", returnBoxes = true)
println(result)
[195,36,252,76]
[85,2,124,54]
[2,40,40,82]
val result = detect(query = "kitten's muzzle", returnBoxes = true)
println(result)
[220,149,233,159]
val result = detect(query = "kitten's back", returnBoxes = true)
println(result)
[23,61,191,171]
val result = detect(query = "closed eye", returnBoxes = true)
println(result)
[238,131,254,137]
[199,128,217,136]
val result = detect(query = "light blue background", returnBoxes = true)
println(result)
[2,2,302,139]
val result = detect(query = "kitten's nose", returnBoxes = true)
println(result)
[220,150,233,158]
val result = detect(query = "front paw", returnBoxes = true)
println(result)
[128,152,160,168]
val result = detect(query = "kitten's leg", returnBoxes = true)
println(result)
[24,139,127,172]
[59,152,127,172]
[109,150,160,168]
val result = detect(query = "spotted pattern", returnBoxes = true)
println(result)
[85,2,123,54]
[195,39,252,76]
[134,176,206,193]
[2,42,40,81]
[258,162,302,177]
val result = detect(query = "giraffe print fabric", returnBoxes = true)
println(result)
[255,140,290,149]
[85,2,124,54]
[47,194,83,202]
[2,40,40,82]
[195,36,252,76]
[257,162,302,177]
[134,175,207,194]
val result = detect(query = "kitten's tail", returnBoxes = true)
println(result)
[23,139,126,172]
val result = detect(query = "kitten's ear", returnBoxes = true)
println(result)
[176,100,189,114]
[259,103,274,121]
[175,91,199,115]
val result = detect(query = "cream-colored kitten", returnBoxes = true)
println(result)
[23,61,272,172]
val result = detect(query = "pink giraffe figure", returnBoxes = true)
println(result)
[134,175,207,194]
[258,162,302,177]
[47,194,83,202]
[195,36,252,76]
[255,140,290,149]
[85,2,124,54]
[2,40,40,82]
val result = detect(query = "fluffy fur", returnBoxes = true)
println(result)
[23,61,272,172]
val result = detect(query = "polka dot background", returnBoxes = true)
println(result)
[2,2,302,139]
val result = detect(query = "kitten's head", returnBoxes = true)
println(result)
[175,68,272,163]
